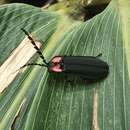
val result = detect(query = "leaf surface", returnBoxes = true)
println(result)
[0,1,130,130]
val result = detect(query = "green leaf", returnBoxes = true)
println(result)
[0,0,130,130]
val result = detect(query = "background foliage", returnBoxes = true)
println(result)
[0,0,130,130]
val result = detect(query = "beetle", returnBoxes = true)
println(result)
[20,28,109,82]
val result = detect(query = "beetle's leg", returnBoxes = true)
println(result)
[80,76,91,84]
[64,75,74,86]
[21,28,48,65]
[96,53,102,58]
[65,79,74,86]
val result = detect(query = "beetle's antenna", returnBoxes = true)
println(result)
[14,63,48,74]
[21,28,48,65]
[20,63,48,69]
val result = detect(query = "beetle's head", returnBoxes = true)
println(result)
[48,56,64,72]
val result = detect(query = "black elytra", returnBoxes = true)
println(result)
[20,28,109,82]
